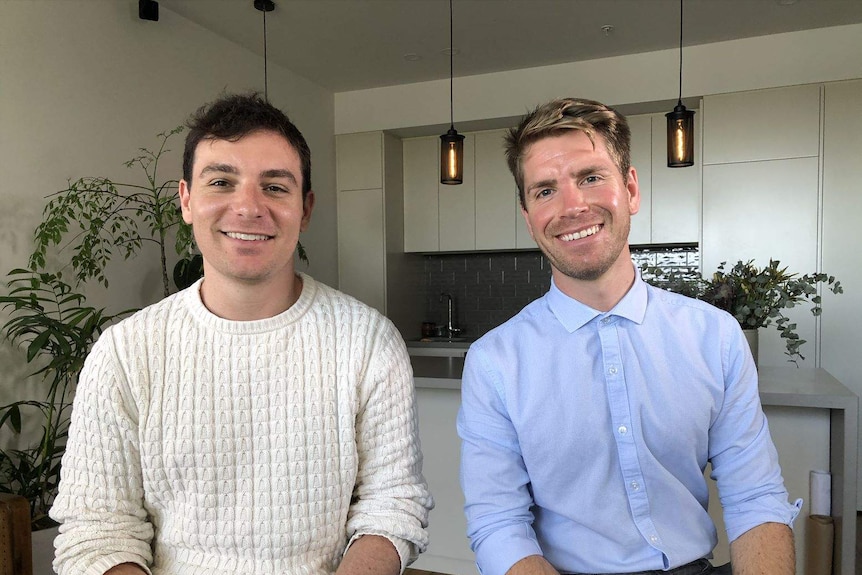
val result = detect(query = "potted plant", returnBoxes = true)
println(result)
[643,259,843,366]
[0,128,195,544]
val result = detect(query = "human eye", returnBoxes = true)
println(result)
[534,187,554,199]
[264,183,289,194]
[581,174,603,186]
[209,178,231,188]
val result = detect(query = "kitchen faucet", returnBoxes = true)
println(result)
[439,292,461,338]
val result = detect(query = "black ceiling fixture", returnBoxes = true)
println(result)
[666,0,695,168]
[139,0,159,22]
[440,0,464,185]
[254,0,276,101]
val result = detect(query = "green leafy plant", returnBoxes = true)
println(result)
[30,126,194,298]
[0,129,193,530]
[0,270,131,529]
[643,259,843,365]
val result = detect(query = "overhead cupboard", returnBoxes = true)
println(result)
[403,114,702,254]
[403,130,535,253]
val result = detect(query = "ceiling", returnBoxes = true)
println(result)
[159,0,862,93]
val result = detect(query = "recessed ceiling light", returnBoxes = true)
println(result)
[441,48,461,57]
[601,25,615,36]
[776,0,798,5]
[404,53,422,62]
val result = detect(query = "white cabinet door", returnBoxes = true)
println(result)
[403,136,440,252]
[628,114,653,245]
[702,157,819,367]
[439,134,476,251]
[821,79,862,509]
[336,132,383,190]
[475,129,519,250]
[650,112,701,244]
[337,188,386,314]
[703,84,821,164]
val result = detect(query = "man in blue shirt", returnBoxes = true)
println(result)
[457,98,800,575]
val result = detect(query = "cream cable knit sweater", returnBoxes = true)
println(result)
[50,274,432,575]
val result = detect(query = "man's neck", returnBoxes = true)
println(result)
[199,273,303,321]
[553,257,636,312]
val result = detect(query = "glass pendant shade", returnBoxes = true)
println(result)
[440,128,465,185]
[666,102,694,168]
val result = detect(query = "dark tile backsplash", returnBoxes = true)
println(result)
[421,245,699,338]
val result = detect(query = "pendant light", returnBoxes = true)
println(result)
[666,0,695,168]
[254,0,276,101]
[440,0,464,185]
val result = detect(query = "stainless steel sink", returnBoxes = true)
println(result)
[416,336,472,343]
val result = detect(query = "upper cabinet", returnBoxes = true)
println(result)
[628,111,702,246]
[403,136,440,252]
[403,129,534,253]
[703,84,821,164]
[336,131,383,190]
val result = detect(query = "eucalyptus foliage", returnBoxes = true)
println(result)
[644,259,843,365]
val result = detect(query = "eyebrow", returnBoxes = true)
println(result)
[526,164,612,193]
[198,164,299,186]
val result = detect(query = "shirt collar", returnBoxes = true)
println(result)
[546,263,648,332]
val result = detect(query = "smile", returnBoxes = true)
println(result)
[558,225,601,242]
[224,231,272,241]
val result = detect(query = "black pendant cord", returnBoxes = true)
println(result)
[449,0,454,130]
[263,7,269,101]
[677,0,683,105]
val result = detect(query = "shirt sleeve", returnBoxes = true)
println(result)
[345,317,434,571]
[49,330,154,575]
[457,344,544,575]
[708,322,802,543]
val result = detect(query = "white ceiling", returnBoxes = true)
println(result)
[159,0,862,93]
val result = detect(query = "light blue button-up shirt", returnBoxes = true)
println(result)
[457,270,800,575]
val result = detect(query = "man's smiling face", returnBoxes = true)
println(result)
[179,129,314,290]
[520,130,639,289]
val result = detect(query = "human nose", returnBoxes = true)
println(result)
[233,182,264,217]
[559,182,587,216]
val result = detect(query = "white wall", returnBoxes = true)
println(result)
[335,23,862,134]
[0,0,335,444]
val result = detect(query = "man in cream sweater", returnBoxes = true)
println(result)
[50,93,433,575]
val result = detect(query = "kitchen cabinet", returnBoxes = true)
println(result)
[336,132,386,314]
[628,111,702,245]
[403,130,535,252]
[403,136,440,252]
[702,85,820,368]
[337,187,385,313]
[821,79,862,508]
[475,129,536,250]
[703,84,820,164]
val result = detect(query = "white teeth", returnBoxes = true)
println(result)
[226,232,270,241]
[559,225,600,242]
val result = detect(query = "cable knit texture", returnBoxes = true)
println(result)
[50,274,432,575]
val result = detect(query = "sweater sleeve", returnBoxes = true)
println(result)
[344,317,434,571]
[50,329,154,575]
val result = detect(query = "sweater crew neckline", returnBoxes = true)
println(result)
[183,272,317,334]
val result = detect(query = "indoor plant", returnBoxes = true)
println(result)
[0,128,194,530]
[643,259,843,366]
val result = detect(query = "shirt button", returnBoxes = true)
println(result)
[608,366,618,375]
[650,535,659,544]
[618,425,627,435]
[630,481,639,491]
[601,317,610,325]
